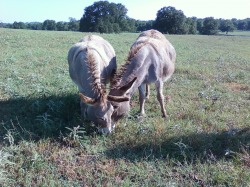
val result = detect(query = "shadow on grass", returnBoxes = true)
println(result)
[105,127,250,162]
[0,94,85,141]
[217,33,250,38]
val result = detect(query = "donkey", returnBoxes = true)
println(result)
[108,30,176,122]
[68,35,128,134]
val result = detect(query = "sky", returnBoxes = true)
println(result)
[1,0,250,23]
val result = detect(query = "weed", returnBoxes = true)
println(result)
[0,150,14,185]
[64,126,87,147]
[36,112,54,128]
[3,131,15,146]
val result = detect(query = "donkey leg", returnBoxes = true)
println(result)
[138,84,146,116]
[145,84,150,100]
[155,81,167,118]
[80,101,88,119]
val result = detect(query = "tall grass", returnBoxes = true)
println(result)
[0,28,249,186]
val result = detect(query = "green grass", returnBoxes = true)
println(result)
[220,30,250,37]
[0,28,250,186]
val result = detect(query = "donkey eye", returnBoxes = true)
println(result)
[98,117,105,121]
[113,105,118,109]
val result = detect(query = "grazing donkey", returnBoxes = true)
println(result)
[108,29,176,122]
[68,35,126,134]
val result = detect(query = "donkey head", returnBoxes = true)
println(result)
[108,77,137,122]
[79,93,115,134]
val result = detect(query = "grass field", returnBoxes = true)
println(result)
[0,28,250,186]
[220,30,250,37]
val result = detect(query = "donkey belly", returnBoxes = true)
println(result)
[142,64,158,84]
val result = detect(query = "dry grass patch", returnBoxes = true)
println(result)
[225,82,249,92]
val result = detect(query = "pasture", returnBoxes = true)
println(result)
[0,28,249,186]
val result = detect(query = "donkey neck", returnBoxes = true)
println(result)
[121,53,151,97]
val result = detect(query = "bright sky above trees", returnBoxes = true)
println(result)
[1,0,249,23]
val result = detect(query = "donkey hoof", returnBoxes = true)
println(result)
[162,114,168,118]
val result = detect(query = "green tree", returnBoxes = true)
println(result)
[196,19,203,33]
[56,21,67,31]
[154,6,187,34]
[237,20,247,30]
[42,20,56,30]
[185,17,197,34]
[13,22,26,29]
[120,18,136,32]
[200,17,219,35]
[95,19,108,33]
[79,1,129,33]
[113,23,121,33]
[27,22,43,30]
[246,18,250,30]
[219,19,235,34]
[135,20,153,32]
[68,17,79,31]
[231,18,238,29]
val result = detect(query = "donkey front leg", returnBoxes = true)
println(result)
[155,81,167,118]
[138,84,147,116]
[80,101,88,119]
[145,84,150,100]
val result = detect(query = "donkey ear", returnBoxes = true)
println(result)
[107,95,129,102]
[79,93,98,106]
[119,77,137,94]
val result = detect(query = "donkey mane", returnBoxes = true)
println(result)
[111,39,160,89]
[86,48,106,102]
[139,29,166,41]
[111,41,148,88]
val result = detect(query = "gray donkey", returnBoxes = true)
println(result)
[68,35,128,134]
[108,29,176,122]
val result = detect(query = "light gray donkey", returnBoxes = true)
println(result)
[107,29,176,122]
[68,35,128,134]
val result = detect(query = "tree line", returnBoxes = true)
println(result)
[1,1,250,35]
[1,17,79,31]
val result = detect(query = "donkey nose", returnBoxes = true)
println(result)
[98,127,112,134]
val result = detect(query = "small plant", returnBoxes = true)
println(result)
[35,112,53,128]
[3,131,15,146]
[65,126,86,146]
[0,150,13,185]
[174,139,193,160]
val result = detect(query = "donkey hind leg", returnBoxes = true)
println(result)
[155,81,167,118]
[138,84,147,116]
[145,84,150,100]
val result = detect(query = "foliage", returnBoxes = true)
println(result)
[2,4,250,35]
[42,20,56,30]
[196,19,203,33]
[185,17,197,34]
[238,20,248,30]
[79,1,135,33]
[154,6,188,34]
[199,17,219,35]
[219,19,235,34]
[27,22,43,30]
[0,28,250,186]
[245,18,250,30]
[68,17,79,31]
[56,21,68,31]
[135,20,154,32]
[231,18,238,28]
[12,22,26,29]
[1,19,79,32]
